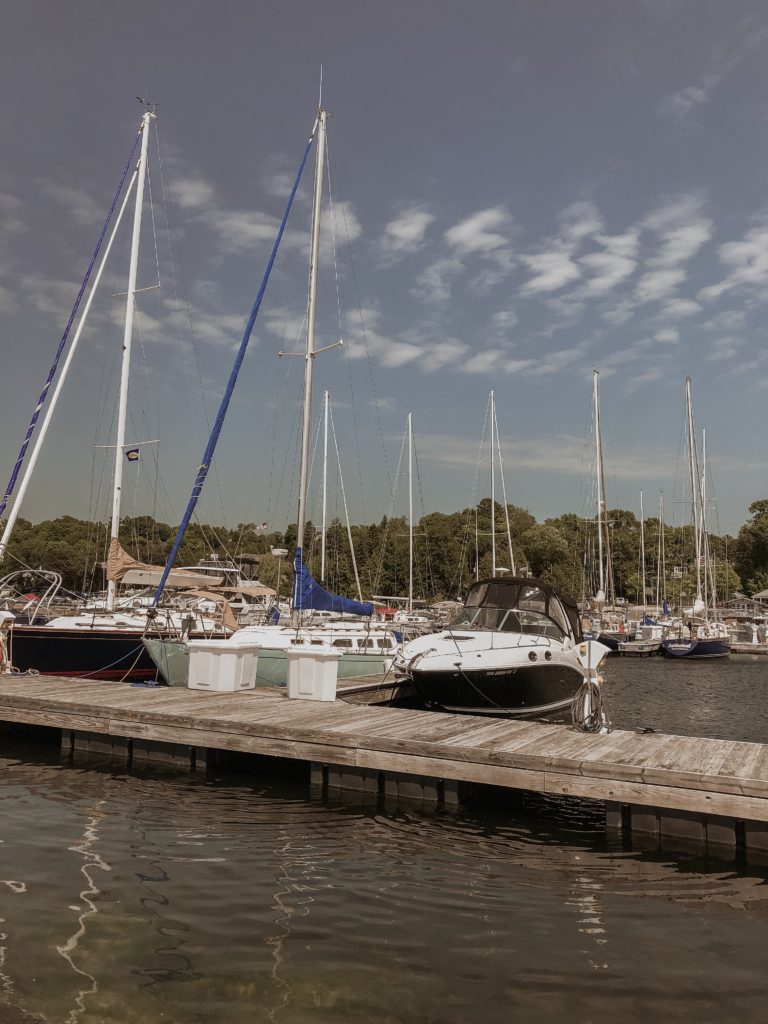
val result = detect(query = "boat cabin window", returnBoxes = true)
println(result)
[331,639,353,648]
[377,638,394,648]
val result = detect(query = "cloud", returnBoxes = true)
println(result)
[560,200,603,244]
[169,176,215,210]
[654,328,679,344]
[705,335,745,362]
[380,205,434,260]
[0,190,26,240]
[659,76,719,119]
[413,256,463,305]
[634,267,686,303]
[702,309,746,332]
[699,221,768,302]
[463,349,504,374]
[444,206,511,255]
[579,231,639,296]
[520,248,581,295]
[490,308,518,335]
[415,431,673,479]
[37,182,105,226]
[660,297,701,318]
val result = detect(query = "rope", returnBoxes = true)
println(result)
[571,677,610,733]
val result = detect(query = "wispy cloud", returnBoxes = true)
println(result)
[415,430,674,479]
[37,181,106,226]
[413,255,463,305]
[699,220,768,302]
[520,249,581,295]
[659,75,720,119]
[379,205,434,261]
[444,206,511,255]
[169,176,216,210]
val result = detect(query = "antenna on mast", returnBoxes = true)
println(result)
[318,65,323,110]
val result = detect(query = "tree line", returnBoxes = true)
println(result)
[4,498,768,604]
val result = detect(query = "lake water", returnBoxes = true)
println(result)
[1,657,768,1024]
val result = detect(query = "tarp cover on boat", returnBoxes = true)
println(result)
[292,548,374,616]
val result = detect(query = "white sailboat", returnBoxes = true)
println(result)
[1,111,227,681]
[660,378,730,659]
[144,106,399,686]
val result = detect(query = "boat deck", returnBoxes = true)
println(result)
[0,674,767,837]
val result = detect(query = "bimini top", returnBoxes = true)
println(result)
[464,576,582,641]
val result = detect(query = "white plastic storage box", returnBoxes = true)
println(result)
[286,646,341,701]
[187,639,260,692]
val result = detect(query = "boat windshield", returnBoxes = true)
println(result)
[454,582,576,640]
[448,604,566,641]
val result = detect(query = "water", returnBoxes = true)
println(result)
[601,653,768,742]
[2,659,768,1024]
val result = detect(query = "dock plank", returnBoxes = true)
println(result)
[1,675,768,822]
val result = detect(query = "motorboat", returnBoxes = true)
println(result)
[394,576,611,716]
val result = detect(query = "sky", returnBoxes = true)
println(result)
[2,0,768,538]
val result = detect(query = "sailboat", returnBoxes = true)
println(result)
[143,105,400,686]
[616,492,661,656]
[582,370,628,651]
[1,111,229,680]
[660,379,731,659]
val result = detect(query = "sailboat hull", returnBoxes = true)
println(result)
[7,624,228,681]
[660,636,731,659]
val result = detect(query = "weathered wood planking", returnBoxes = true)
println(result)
[0,675,767,821]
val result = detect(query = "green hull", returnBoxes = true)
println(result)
[142,639,391,688]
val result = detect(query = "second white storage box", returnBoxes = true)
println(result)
[286,646,341,701]
[187,638,260,692]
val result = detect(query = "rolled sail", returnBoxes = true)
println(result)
[292,547,373,616]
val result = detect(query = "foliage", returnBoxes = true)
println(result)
[2,495,761,604]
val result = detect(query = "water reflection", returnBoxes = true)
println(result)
[0,749,766,1023]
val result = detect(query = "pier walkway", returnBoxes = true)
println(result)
[0,674,767,852]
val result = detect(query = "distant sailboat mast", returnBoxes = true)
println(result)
[639,491,646,615]
[408,411,414,614]
[684,377,704,617]
[592,370,613,607]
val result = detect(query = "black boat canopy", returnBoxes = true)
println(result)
[464,577,583,641]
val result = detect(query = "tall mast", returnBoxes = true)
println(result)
[490,388,496,578]
[408,411,413,613]
[593,370,605,603]
[107,111,152,612]
[296,107,327,555]
[685,377,703,611]
[656,492,666,613]
[639,490,646,614]
[701,427,712,619]
[320,388,329,583]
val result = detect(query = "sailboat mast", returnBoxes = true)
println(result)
[701,427,712,620]
[321,388,329,583]
[490,388,496,578]
[107,111,152,613]
[593,371,605,600]
[639,490,646,614]
[685,377,703,608]
[296,107,327,556]
[408,411,413,613]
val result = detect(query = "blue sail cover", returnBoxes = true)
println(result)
[292,548,374,617]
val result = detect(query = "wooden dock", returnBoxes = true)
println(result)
[0,674,767,853]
